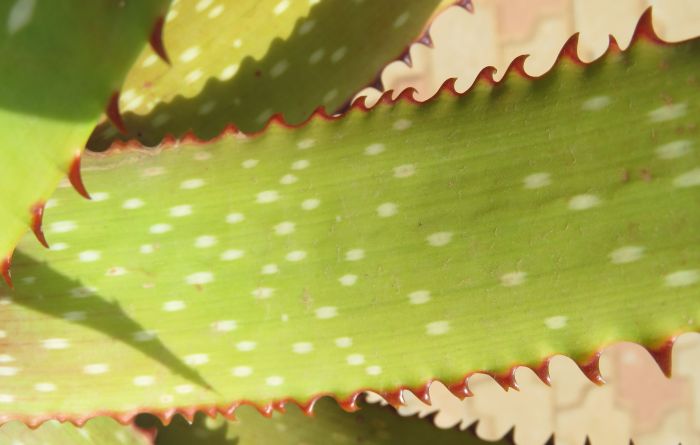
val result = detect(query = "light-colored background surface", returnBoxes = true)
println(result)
[362,1,700,444]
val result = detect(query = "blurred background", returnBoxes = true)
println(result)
[359,1,700,444]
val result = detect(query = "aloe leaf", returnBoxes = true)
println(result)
[86,0,455,148]
[4,22,700,419]
[137,397,501,445]
[0,0,170,285]
[0,417,151,445]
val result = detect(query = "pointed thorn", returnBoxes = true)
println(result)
[418,31,434,48]
[457,0,474,13]
[493,368,519,391]
[533,360,552,386]
[1,256,12,288]
[559,33,583,64]
[149,16,170,65]
[68,153,91,200]
[30,202,49,248]
[401,51,413,68]
[447,379,472,399]
[106,91,128,135]
[632,7,663,44]
[578,353,605,385]
[381,389,404,408]
[646,339,674,378]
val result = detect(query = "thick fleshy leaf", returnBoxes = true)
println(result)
[0,0,170,283]
[0,417,151,445]
[138,397,502,445]
[3,25,700,419]
[86,0,454,148]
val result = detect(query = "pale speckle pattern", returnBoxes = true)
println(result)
[673,168,700,188]
[377,202,398,217]
[393,119,412,130]
[266,376,284,386]
[335,337,352,348]
[426,321,450,336]
[163,300,186,312]
[426,232,453,247]
[232,366,252,377]
[194,235,217,248]
[393,164,416,178]
[186,272,214,285]
[252,287,275,300]
[42,338,69,350]
[270,60,289,78]
[393,11,410,28]
[273,0,289,15]
[34,383,56,393]
[523,172,551,189]
[149,223,172,234]
[544,315,568,330]
[338,274,358,286]
[50,221,76,233]
[609,246,645,264]
[366,365,382,376]
[170,205,192,217]
[179,46,200,63]
[7,0,35,35]
[656,140,693,159]
[236,341,256,352]
[286,250,307,262]
[212,320,237,332]
[330,47,347,63]
[648,103,687,122]
[665,270,699,287]
[83,363,109,375]
[256,190,280,203]
[274,221,296,235]
[133,376,155,387]
[408,290,431,305]
[184,353,209,366]
[346,354,365,366]
[261,264,279,275]
[501,271,527,287]
[297,138,315,150]
[568,194,601,210]
[345,249,365,261]
[78,250,101,263]
[292,342,313,354]
[221,249,244,261]
[365,143,385,156]
[315,306,338,319]
[122,198,144,210]
[226,212,245,224]
[242,159,259,169]
[175,385,194,394]
[581,96,611,111]
[301,198,320,210]
[181,178,205,189]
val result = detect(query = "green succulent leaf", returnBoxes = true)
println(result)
[138,397,500,445]
[86,0,452,148]
[3,32,699,418]
[0,417,151,445]
[0,0,170,281]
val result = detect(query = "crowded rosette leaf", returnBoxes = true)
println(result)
[0,0,170,285]
[2,15,699,424]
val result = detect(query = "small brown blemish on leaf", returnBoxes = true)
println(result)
[621,169,630,183]
[640,169,652,182]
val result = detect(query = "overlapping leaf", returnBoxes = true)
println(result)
[2,22,699,420]
[0,416,151,445]
[0,0,170,283]
[87,0,454,148]
[139,397,502,445]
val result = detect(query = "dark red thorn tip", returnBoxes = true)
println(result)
[447,380,472,399]
[646,339,675,378]
[68,154,91,200]
[106,91,128,135]
[533,360,552,386]
[30,202,49,248]
[559,33,583,64]
[401,51,413,68]
[380,390,404,408]
[493,369,519,391]
[578,353,605,385]
[1,256,12,288]
[149,16,170,65]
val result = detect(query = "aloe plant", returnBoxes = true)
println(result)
[0,1,698,443]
